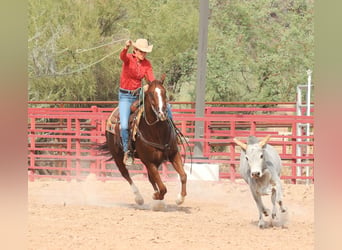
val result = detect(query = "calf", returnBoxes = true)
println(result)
[234,135,286,228]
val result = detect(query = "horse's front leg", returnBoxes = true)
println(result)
[146,163,167,200]
[145,162,168,211]
[147,172,159,200]
[170,152,187,205]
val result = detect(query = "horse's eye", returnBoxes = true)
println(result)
[245,156,249,161]
[260,154,263,159]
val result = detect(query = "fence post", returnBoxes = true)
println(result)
[230,145,236,182]
[250,121,256,136]
[66,117,72,181]
[203,107,211,157]
[28,170,35,182]
[28,114,36,182]
[291,122,297,184]
[90,106,99,178]
[29,117,36,175]
[75,118,81,179]
[229,120,237,182]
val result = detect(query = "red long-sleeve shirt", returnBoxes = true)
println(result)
[119,48,155,90]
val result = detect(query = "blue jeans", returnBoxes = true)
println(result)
[119,91,138,152]
[119,91,173,152]
[167,103,173,120]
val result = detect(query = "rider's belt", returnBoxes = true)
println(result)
[119,88,140,96]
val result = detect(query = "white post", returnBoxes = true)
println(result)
[194,0,209,158]
[296,86,302,179]
[305,69,312,184]
[306,69,312,117]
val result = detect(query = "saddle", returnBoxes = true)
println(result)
[106,100,143,142]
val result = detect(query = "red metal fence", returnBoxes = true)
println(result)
[27,101,314,184]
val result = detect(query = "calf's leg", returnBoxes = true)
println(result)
[274,177,286,213]
[250,187,269,228]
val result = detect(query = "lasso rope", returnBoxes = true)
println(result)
[54,48,121,76]
[75,38,127,53]
[58,37,128,75]
[30,38,128,78]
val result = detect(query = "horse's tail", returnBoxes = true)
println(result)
[95,141,114,161]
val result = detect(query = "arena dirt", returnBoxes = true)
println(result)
[28,175,314,250]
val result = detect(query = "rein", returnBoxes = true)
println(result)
[136,126,172,151]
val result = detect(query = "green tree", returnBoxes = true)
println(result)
[206,0,314,102]
[28,0,314,103]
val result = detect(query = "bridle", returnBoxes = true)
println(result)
[143,85,167,126]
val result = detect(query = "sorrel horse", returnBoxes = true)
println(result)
[99,76,187,210]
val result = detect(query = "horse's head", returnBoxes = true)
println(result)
[145,75,168,122]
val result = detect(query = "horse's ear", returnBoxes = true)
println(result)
[160,73,166,84]
[144,76,151,85]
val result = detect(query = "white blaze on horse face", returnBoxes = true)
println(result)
[155,87,167,120]
[246,144,264,178]
[155,87,163,111]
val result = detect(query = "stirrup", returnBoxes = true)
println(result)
[124,151,134,166]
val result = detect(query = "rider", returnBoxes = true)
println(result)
[118,38,173,166]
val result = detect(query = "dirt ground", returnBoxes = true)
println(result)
[28,175,314,250]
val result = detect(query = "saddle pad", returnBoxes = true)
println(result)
[106,106,144,138]
[106,108,119,134]
[131,107,144,141]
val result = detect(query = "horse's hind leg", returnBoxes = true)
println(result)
[115,160,144,205]
[170,153,187,205]
[130,182,144,205]
[106,131,143,205]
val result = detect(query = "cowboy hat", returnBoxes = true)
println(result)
[132,38,153,53]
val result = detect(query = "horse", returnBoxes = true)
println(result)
[99,75,187,210]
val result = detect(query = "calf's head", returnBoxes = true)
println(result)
[234,135,270,178]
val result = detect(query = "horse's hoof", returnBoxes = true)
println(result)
[151,200,166,211]
[135,195,144,205]
[175,194,185,205]
[152,192,159,200]
[258,220,266,229]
